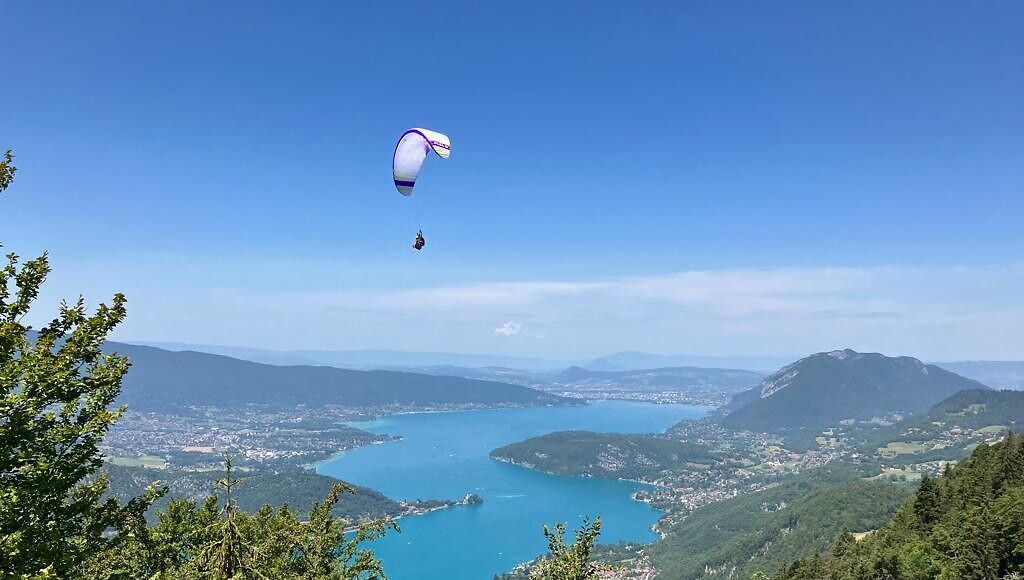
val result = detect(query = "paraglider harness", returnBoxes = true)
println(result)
[412,230,425,251]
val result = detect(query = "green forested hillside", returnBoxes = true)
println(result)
[649,464,910,579]
[103,464,403,521]
[924,388,1024,429]
[837,389,1024,465]
[722,350,985,432]
[491,431,718,480]
[104,341,566,411]
[774,432,1024,579]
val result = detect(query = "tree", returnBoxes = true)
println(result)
[1,152,395,579]
[81,457,398,580]
[995,432,1023,493]
[0,149,15,192]
[202,457,250,578]
[529,518,604,580]
[0,149,163,579]
[913,475,942,527]
[772,435,1024,580]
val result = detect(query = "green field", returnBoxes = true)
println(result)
[975,424,1007,434]
[868,467,923,482]
[110,454,167,469]
[877,442,927,458]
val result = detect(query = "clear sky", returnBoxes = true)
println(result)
[3,1,1023,360]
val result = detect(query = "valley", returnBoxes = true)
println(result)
[92,342,1024,579]
[485,350,1024,578]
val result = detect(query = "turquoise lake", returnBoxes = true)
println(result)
[315,400,710,579]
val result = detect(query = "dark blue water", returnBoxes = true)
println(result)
[315,400,709,579]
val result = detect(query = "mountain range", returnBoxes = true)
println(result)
[130,342,576,371]
[128,342,796,373]
[932,360,1024,389]
[586,351,794,373]
[126,341,1024,389]
[361,365,766,397]
[111,341,1010,425]
[103,342,567,411]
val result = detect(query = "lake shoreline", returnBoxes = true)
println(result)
[489,455,669,489]
[312,398,690,473]
[313,401,710,579]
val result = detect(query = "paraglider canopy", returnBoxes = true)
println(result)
[393,128,451,196]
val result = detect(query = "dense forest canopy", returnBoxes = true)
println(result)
[773,432,1024,580]
[491,431,719,480]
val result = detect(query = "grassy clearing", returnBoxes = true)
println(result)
[877,442,927,458]
[867,467,923,482]
[852,530,875,541]
[975,425,1007,434]
[110,454,167,469]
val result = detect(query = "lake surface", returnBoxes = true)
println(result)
[316,400,709,579]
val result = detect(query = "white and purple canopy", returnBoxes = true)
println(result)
[392,128,451,196]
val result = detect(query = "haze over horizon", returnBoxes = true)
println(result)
[4,1,1023,360]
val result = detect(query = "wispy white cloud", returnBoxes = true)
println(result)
[494,321,523,337]
[77,262,1024,360]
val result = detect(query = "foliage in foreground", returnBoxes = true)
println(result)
[103,463,406,524]
[0,149,15,192]
[82,458,397,580]
[528,518,605,580]
[772,432,1024,580]
[1,154,394,579]
[1,154,160,576]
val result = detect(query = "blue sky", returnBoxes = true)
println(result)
[2,1,1023,360]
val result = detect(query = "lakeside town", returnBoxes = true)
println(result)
[97,379,1018,580]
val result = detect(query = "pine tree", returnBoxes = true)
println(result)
[529,518,604,580]
[996,486,1024,573]
[996,432,1024,492]
[773,435,1024,579]
[82,457,397,579]
[200,457,250,579]
[913,475,941,527]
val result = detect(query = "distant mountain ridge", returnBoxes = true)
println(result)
[586,352,793,373]
[130,342,578,371]
[721,349,987,432]
[933,360,1024,389]
[556,366,763,393]
[104,342,567,411]
[126,342,325,366]
[128,341,794,373]
[378,365,551,388]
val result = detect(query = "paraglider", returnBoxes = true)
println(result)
[393,128,450,251]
